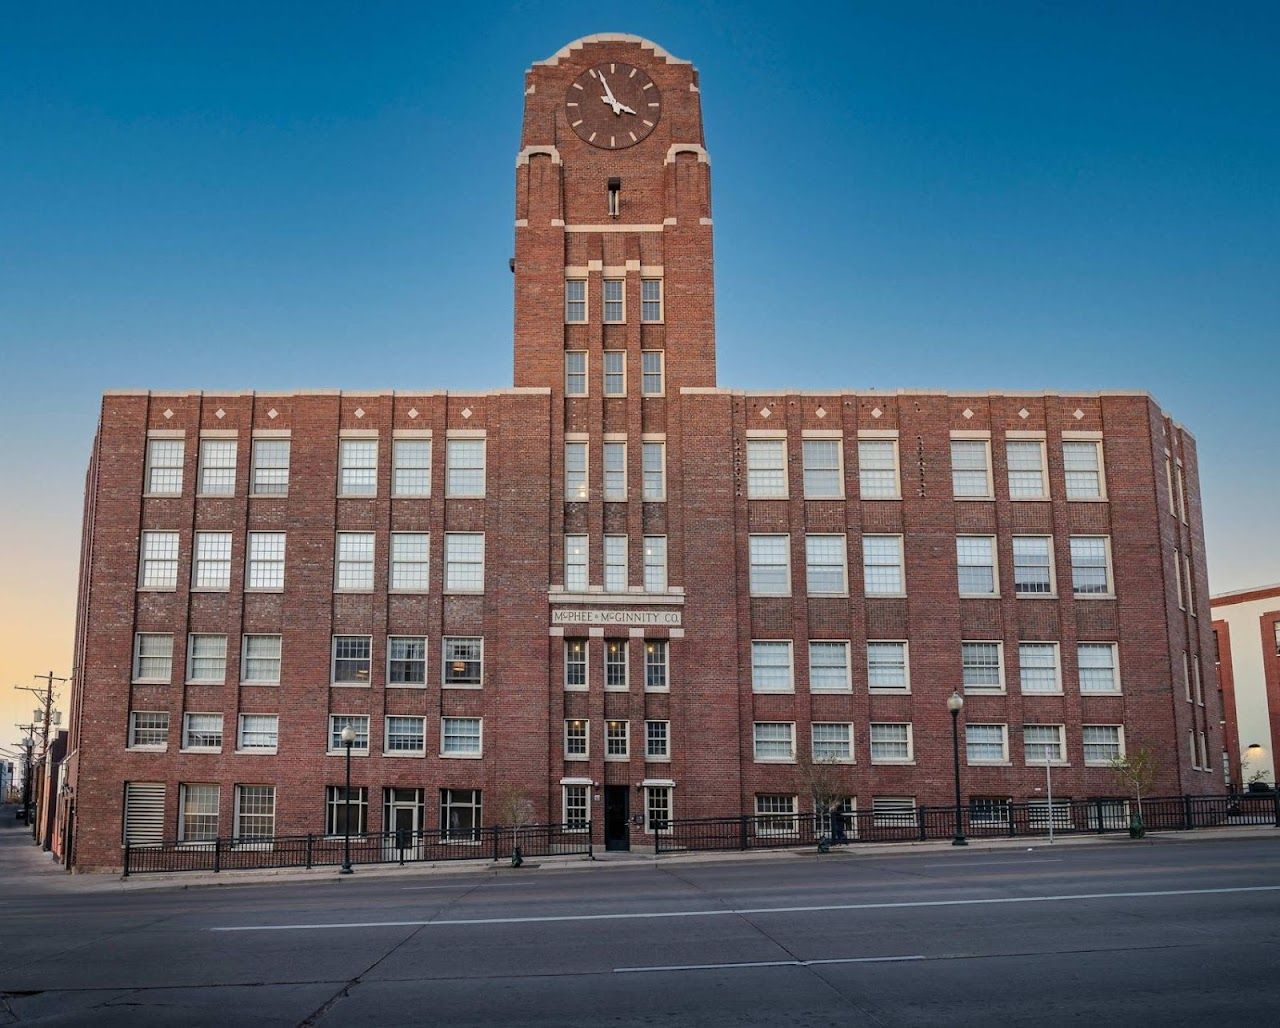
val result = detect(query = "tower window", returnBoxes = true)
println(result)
[603,279,625,323]
[565,279,587,323]
[641,279,663,323]
[607,176,621,218]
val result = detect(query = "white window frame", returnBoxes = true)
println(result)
[241,634,282,685]
[605,719,630,761]
[862,535,905,597]
[749,534,791,597]
[331,634,373,686]
[603,442,627,501]
[867,640,910,693]
[334,532,375,592]
[811,722,854,763]
[389,532,429,593]
[564,638,588,691]
[1023,724,1067,766]
[564,719,590,760]
[956,535,998,597]
[564,441,589,502]
[746,438,788,499]
[191,531,232,591]
[1077,642,1121,694]
[441,717,483,758]
[869,722,914,764]
[1018,641,1063,695]
[750,640,794,694]
[563,783,590,832]
[392,437,431,497]
[338,437,378,498]
[604,639,629,691]
[1012,535,1056,597]
[443,532,485,593]
[178,783,220,843]
[246,531,286,592]
[128,710,169,751]
[857,437,901,500]
[144,436,184,496]
[565,350,588,394]
[603,350,626,396]
[445,437,486,498]
[805,534,849,596]
[250,436,290,497]
[387,636,428,687]
[808,640,852,692]
[233,784,276,841]
[442,636,483,688]
[1062,439,1106,500]
[801,435,844,500]
[197,437,237,497]
[564,534,588,591]
[642,535,667,593]
[604,534,628,592]
[384,715,427,756]
[1006,438,1050,500]
[961,640,1005,693]
[642,441,666,501]
[602,277,625,323]
[645,785,673,831]
[1082,724,1125,766]
[1069,535,1114,598]
[133,633,174,683]
[640,277,663,323]
[138,530,180,590]
[186,633,227,685]
[237,714,279,754]
[641,350,664,396]
[564,278,587,324]
[645,720,670,761]
[644,639,669,691]
[327,714,370,755]
[965,723,1010,765]
[752,722,797,763]
[950,436,993,499]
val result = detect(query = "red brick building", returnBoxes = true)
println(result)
[63,34,1223,871]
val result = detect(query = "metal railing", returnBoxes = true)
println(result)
[654,793,1280,854]
[123,821,592,876]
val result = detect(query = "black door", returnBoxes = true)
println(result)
[604,786,630,851]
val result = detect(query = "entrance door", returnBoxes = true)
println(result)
[604,786,630,851]
[385,789,421,859]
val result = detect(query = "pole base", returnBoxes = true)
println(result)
[339,865,354,875]
[951,836,968,847]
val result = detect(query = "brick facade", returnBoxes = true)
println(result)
[64,34,1224,871]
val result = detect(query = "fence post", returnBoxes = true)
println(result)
[1183,795,1194,830]
[122,842,130,878]
[492,826,500,863]
[917,807,927,842]
[739,815,749,850]
[305,834,313,869]
[213,837,221,873]
[1095,799,1105,834]
[587,820,594,860]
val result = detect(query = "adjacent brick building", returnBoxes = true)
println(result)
[63,34,1224,871]
[1212,584,1280,790]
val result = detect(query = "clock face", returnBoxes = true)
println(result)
[565,62,661,149]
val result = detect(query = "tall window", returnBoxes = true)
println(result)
[387,637,427,686]
[564,719,589,759]
[250,438,290,496]
[961,642,1003,692]
[128,711,168,748]
[605,640,628,689]
[751,641,793,693]
[247,532,285,590]
[642,442,665,500]
[867,641,909,692]
[603,278,624,322]
[335,532,375,591]
[179,784,219,842]
[183,713,223,750]
[564,535,588,590]
[753,722,796,761]
[565,442,588,501]
[238,714,278,751]
[956,536,997,596]
[755,794,798,835]
[198,438,237,495]
[645,720,670,759]
[1006,440,1048,499]
[139,531,179,589]
[338,439,378,497]
[641,278,663,322]
[604,535,628,591]
[808,641,851,692]
[966,724,1008,764]
[603,442,626,500]
[805,535,848,595]
[187,634,227,684]
[603,351,626,395]
[442,717,482,757]
[564,784,590,830]
[950,439,992,498]
[326,786,368,836]
[192,532,232,590]
[812,723,853,762]
[235,785,276,841]
[862,535,904,595]
[858,439,899,499]
[443,637,483,686]
[646,786,672,831]
[869,723,912,763]
[332,636,372,685]
[392,439,431,496]
[1077,645,1119,694]
[565,350,587,394]
[747,439,787,498]
[1012,536,1054,596]
[749,534,790,595]
[641,350,664,395]
[1019,643,1061,694]
[390,533,429,591]
[565,279,587,323]
[444,532,484,591]
[802,438,843,499]
[328,715,370,752]
[242,635,281,684]
[1063,440,1104,499]
[564,639,587,689]
[1083,725,1123,765]
[446,438,486,497]
[441,789,482,841]
[385,716,426,754]
[605,720,629,759]
[644,640,669,690]
[643,535,667,592]
[145,438,184,495]
[1069,536,1112,596]
[133,633,173,682]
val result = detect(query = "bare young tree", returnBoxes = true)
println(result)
[794,748,851,846]
[492,785,536,830]
[1109,746,1159,837]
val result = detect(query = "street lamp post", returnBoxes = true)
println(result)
[339,724,356,875]
[947,691,967,846]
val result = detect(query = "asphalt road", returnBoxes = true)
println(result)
[2,814,1279,1025]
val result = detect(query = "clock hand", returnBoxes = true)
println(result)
[598,72,624,115]
[615,101,637,116]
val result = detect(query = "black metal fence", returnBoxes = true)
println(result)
[123,821,592,876]
[653,793,1280,854]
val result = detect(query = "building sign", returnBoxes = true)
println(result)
[552,608,682,627]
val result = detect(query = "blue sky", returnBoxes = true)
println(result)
[1,2,1277,747]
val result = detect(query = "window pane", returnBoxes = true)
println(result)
[1012,536,1053,595]
[1019,644,1059,693]
[956,536,996,595]
[951,440,991,498]
[393,440,431,496]
[443,637,482,685]
[251,438,290,496]
[867,642,908,690]
[642,443,665,500]
[446,439,486,497]
[1078,643,1118,693]
[1007,441,1046,498]
[1070,536,1111,595]
[749,535,790,595]
[802,439,842,498]
[339,439,378,496]
[751,641,793,692]
[747,440,787,498]
[862,536,903,595]
[858,440,898,498]
[1063,441,1102,499]
[643,536,667,592]
[565,442,588,501]
[603,443,626,501]
[809,641,850,691]
[333,636,372,684]
[146,439,184,495]
[641,351,663,394]
[444,533,484,591]
[388,637,427,685]
[805,535,847,595]
[962,642,1002,689]
[198,439,237,495]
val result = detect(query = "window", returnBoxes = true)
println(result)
[325,786,368,836]
[237,714,278,752]
[643,535,667,592]
[565,279,587,323]
[335,532,374,591]
[1184,552,1196,615]
[818,797,857,838]
[186,634,227,684]
[564,784,590,831]
[1019,642,1061,694]
[198,438,237,495]
[332,635,372,685]
[962,642,1003,692]
[867,641,909,692]
[385,716,425,755]
[753,722,796,762]
[746,439,787,498]
[246,532,285,590]
[605,720,629,759]
[1070,536,1112,596]
[446,438,486,498]
[565,441,588,501]
[1078,643,1119,693]
[1173,548,1185,609]
[129,711,169,749]
[1063,440,1104,499]
[1192,658,1203,704]
[956,536,997,596]
[133,633,173,682]
[1028,798,1073,831]
[755,794,798,835]
[605,640,628,690]
[250,438,290,496]
[235,785,276,841]
[1023,724,1065,765]
[644,640,669,690]
[862,535,904,595]
[139,530,179,589]
[390,533,429,591]
[388,637,427,686]
[1188,729,1199,768]
[858,439,899,499]
[189,531,230,590]
[872,796,917,829]
[565,719,589,759]
[1083,725,1123,765]
[565,350,587,394]
[179,784,219,842]
[950,439,992,498]
[802,438,843,499]
[1166,456,1176,514]
[242,635,281,684]
[809,641,851,692]
[442,717,482,757]
[749,534,790,595]
[969,797,1011,830]
[870,723,913,763]
[338,438,378,497]
[966,724,1008,764]
[145,438,184,495]
[812,723,853,762]
[603,443,626,500]
[564,639,588,689]
[805,534,848,595]
[392,439,431,497]
[604,535,628,591]
[1006,440,1048,499]
[603,351,626,395]
[1012,536,1054,596]
[441,789,483,841]
[563,534,588,591]
[641,278,663,322]
[1176,463,1188,522]
[444,532,484,592]
[1198,731,1209,770]
[123,782,165,845]
[603,278,624,322]
[443,637,483,686]
[328,714,370,753]
[645,785,672,831]
[642,442,665,500]
[751,641,794,693]
[645,720,670,760]
[641,350,664,395]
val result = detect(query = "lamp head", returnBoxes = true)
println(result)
[947,690,964,714]
[340,725,357,745]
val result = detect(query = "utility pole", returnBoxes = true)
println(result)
[14,673,68,839]
[14,725,37,826]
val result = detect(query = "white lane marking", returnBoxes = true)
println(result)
[615,954,925,974]
[209,884,1280,932]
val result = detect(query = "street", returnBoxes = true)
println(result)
[2,811,1279,1025]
